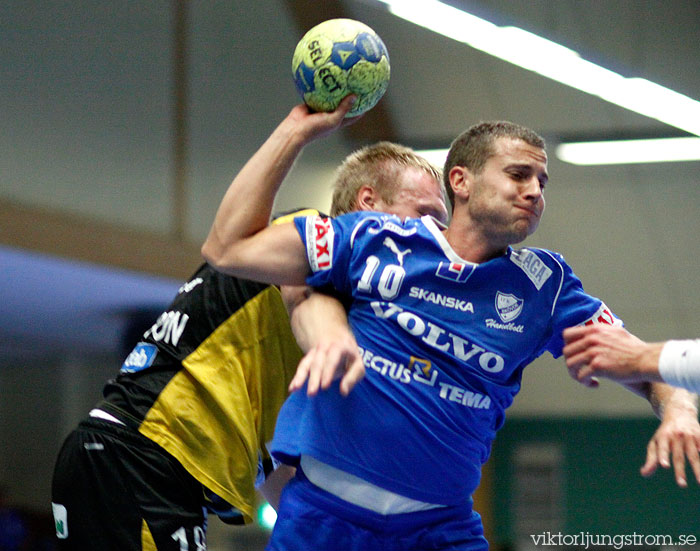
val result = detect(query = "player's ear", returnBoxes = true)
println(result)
[356,185,378,211]
[448,165,471,202]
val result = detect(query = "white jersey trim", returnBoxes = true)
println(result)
[535,249,565,316]
[421,216,476,265]
[89,408,125,426]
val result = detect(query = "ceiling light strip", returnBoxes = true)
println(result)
[371,0,700,137]
[555,137,700,165]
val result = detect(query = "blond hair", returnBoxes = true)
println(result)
[330,142,443,216]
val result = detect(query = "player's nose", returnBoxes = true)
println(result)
[523,175,543,203]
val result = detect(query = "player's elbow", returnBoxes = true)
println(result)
[201,238,231,273]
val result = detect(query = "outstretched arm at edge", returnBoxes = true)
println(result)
[643,384,700,487]
[563,325,700,486]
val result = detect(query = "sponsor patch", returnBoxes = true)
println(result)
[121,342,158,373]
[436,261,473,283]
[144,311,189,347]
[510,249,552,290]
[359,344,492,409]
[438,382,491,410]
[52,503,68,539]
[370,301,505,373]
[410,357,437,386]
[409,286,474,313]
[306,216,334,271]
[367,218,418,237]
[582,302,622,327]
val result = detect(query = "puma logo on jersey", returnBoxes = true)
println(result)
[383,236,411,266]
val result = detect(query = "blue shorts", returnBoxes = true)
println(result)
[267,471,488,551]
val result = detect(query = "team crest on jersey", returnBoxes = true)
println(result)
[435,261,474,283]
[495,292,524,323]
[306,216,334,271]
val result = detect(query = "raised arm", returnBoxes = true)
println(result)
[201,97,357,285]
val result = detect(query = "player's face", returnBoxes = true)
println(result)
[468,137,548,246]
[376,167,449,224]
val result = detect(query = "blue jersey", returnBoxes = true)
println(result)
[272,212,620,505]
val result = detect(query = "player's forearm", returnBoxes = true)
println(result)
[647,381,699,421]
[201,118,308,266]
[202,99,355,269]
[289,291,351,352]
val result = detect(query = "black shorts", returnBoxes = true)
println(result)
[51,417,207,550]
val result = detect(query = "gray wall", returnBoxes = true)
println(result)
[1,2,699,546]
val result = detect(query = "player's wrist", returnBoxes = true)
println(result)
[272,118,312,154]
[636,342,664,381]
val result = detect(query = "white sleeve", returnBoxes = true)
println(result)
[658,339,700,393]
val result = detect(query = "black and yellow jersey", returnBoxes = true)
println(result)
[100,262,303,523]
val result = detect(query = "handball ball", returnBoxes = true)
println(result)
[292,18,390,117]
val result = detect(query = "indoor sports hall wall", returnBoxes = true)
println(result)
[490,418,700,549]
[2,1,699,549]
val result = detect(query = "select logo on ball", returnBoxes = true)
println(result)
[292,19,390,117]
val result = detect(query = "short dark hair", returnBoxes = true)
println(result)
[443,121,545,209]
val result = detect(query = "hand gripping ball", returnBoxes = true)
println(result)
[292,18,390,117]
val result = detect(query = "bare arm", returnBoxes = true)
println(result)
[281,286,364,396]
[201,98,357,285]
[642,385,700,487]
[257,465,296,511]
[563,324,700,486]
[562,324,663,387]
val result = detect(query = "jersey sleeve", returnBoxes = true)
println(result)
[545,251,622,357]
